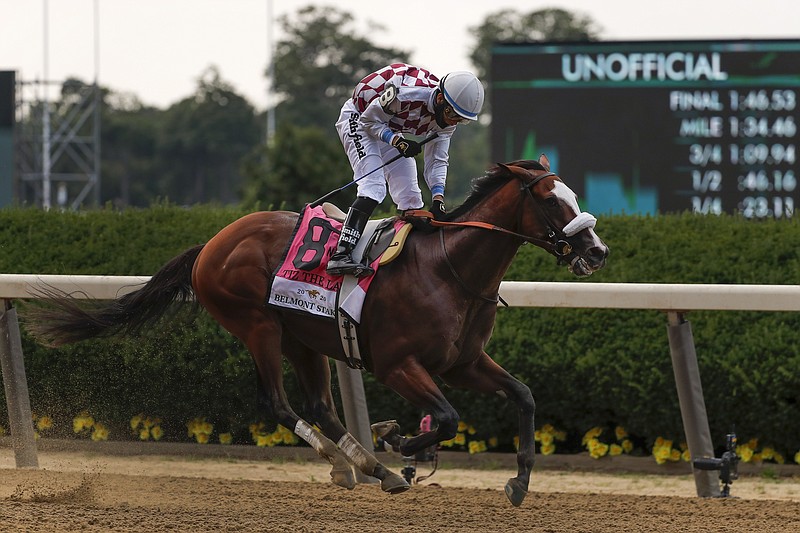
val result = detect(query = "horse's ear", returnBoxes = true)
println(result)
[538,153,551,172]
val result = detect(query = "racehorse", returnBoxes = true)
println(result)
[25,154,608,507]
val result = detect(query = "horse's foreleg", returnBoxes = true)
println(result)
[378,358,460,456]
[282,335,409,494]
[440,352,535,507]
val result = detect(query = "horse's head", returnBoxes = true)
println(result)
[499,155,608,277]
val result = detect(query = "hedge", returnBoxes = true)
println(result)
[0,206,798,457]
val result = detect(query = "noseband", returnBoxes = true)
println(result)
[518,171,596,262]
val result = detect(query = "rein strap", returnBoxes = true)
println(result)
[401,210,559,253]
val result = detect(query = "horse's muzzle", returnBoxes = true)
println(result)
[569,245,608,277]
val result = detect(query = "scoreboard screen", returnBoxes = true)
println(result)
[490,40,800,218]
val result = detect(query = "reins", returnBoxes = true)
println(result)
[403,169,576,305]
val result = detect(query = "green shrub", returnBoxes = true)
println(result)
[0,207,798,456]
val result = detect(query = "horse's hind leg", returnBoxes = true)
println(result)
[282,332,409,494]
[440,351,535,507]
[207,306,355,490]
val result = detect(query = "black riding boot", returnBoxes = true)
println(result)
[327,199,377,277]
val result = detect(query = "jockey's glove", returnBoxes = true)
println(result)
[430,199,446,220]
[391,135,422,158]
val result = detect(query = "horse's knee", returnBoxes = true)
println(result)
[509,382,535,415]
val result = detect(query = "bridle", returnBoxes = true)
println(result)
[415,167,591,303]
[426,169,580,260]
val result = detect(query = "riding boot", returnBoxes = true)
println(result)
[326,204,375,277]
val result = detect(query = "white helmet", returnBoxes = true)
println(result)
[439,71,484,121]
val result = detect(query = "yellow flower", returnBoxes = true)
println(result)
[488,436,498,448]
[139,428,150,440]
[609,444,623,457]
[219,432,233,445]
[681,449,691,462]
[0,425,6,436]
[582,427,603,445]
[468,440,487,454]
[669,449,681,462]
[589,441,609,459]
[540,442,556,456]
[760,447,775,461]
[91,424,109,442]
[737,445,754,463]
[746,438,758,450]
[457,421,468,433]
[36,416,53,431]
[774,452,784,464]
[454,432,466,446]
[513,435,519,451]
[441,437,455,447]
[256,434,272,447]
[130,414,143,431]
[73,413,94,433]
[614,426,628,441]
[654,446,671,465]
[534,430,542,442]
[554,430,567,442]
[195,432,210,444]
[151,426,163,441]
[621,439,634,454]
[539,432,554,446]
[794,450,800,465]
[541,423,555,434]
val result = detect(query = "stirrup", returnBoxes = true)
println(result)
[327,258,374,278]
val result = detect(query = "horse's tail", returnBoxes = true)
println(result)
[24,244,205,348]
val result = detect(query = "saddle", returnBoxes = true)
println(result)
[321,203,412,266]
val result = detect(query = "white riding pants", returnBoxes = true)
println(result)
[335,101,424,211]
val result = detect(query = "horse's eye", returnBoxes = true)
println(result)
[545,197,559,208]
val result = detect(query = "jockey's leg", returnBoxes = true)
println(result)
[326,196,378,278]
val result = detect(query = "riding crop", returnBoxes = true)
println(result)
[310,132,439,207]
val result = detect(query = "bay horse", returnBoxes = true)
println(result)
[25,154,608,507]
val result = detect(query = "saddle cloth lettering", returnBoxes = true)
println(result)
[268,204,405,323]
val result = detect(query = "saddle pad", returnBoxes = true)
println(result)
[269,204,401,321]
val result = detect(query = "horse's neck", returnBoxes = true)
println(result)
[443,194,524,295]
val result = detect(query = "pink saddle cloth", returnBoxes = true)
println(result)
[268,204,387,322]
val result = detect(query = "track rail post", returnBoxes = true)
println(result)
[666,311,719,497]
[0,299,39,468]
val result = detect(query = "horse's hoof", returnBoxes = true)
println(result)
[330,465,356,490]
[371,420,400,439]
[504,478,528,507]
[381,472,410,494]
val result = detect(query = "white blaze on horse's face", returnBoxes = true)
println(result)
[550,180,606,276]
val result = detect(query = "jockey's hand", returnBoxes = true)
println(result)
[391,135,422,158]
[430,199,446,220]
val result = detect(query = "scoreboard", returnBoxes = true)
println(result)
[490,40,800,218]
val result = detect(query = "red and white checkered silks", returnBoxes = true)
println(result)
[352,63,440,137]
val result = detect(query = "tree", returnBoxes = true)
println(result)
[271,5,410,130]
[468,8,603,82]
[158,67,261,205]
[240,123,352,211]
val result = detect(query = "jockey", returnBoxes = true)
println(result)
[327,63,485,278]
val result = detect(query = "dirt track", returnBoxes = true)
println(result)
[2,444,800,532]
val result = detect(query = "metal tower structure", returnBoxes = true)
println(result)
[15,78,101,209]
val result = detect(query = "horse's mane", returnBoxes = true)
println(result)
[443,159,547,221]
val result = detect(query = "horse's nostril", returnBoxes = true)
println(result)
[589,245,609,263]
